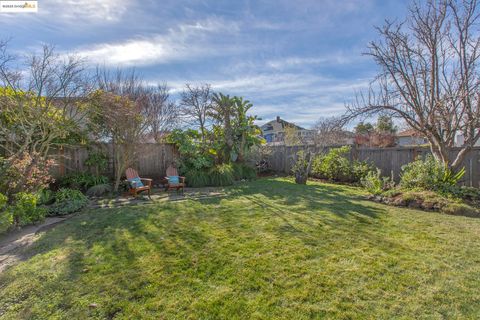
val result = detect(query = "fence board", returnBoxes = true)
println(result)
[50,143,178,183]
[266,145,480,187]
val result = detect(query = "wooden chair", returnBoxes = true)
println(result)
[165,166,186,193]
[125,168,152,198]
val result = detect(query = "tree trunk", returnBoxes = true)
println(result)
[295,171,308,184]
[294,152,313,185]
[113,149,122,192]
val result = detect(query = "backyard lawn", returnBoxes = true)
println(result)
[1,177,480,319]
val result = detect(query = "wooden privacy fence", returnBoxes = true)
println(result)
[267,145,480,187]
[50,143,178,181]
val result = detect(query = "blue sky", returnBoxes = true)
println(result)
[0,0,407,128]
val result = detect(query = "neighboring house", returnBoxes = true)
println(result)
[456,133,480,147]
[260,116,314,144]
[396,129,428,146]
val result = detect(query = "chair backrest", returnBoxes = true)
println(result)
[166,166,178,176]
[126,168,139,180]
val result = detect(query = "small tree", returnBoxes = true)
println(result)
[88,90,147,191]
[0,42,90,160]
[0,42,90,199]
[231,96,264,162]
[313,116,349,147]
[376,115,397,134]
[210,94,264,162]
[144,84,179,142]
[354,122,375,135]
[354,116,397,147]
[180,84,213,144]
[292,150,313,184]
[210,93,235,162]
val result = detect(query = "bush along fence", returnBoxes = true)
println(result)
[50,143,178,183]
[267,145,480,187]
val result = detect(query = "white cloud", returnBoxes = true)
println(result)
[70,18,240,66]
[43,0,131,22]
[165,72,370,127]
[266,53,366,70]
[211,73,368,98]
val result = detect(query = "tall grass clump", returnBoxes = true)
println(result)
[209,164,234,186]
[184,169,211,188]
[232,163,257,180]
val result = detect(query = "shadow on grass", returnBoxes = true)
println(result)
[2,178,385,268]
[0,177,395,318]
[206,177,383,218]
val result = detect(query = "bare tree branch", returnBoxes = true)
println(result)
[344,0,480,170]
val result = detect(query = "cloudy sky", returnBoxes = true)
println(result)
[0,0,407,128]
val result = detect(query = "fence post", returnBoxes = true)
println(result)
[351,144,358,161]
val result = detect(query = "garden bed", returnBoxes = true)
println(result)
[367,190,480,218]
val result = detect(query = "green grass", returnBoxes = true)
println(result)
[2,177,480,319]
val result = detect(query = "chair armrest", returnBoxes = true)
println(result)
[179,176,186,183]
[140,178,153,187]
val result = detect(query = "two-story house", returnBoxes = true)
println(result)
[260,116,314,144]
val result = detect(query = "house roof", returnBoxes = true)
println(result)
[397,129,423,137]
[261,116,306,131]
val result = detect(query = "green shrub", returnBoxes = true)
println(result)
[84,151,108,175]
[232,163,257,180]
[59,172,109,191]
[458,186,480,201]
[442,185,480,202]
[0,193,12,234]
[10,192,46,226]
[38,189,55,205]
[312,146,351,181]
[352,160,375,182]
[241,165,257,180]
[400,155,464,192]
[55,188,88,202]
[381,188,401,198]
[184,169,211,188]
[441,203,479,217]
[232,163,244,180]
[48,199,88,216]
[361,169,395,196]
[86,184,112,197]
[311,146,373,183]
[209,164,234,186]
[47,188,88,216]
[361,169,383,195]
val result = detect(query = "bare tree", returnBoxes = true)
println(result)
[95,67,146,102]
[0,41,91,159]
[180,83,213,142]
[345,0,480,170]
[312,116,349,147]
[144,84,179,142]
[91,68,150,190]
[88,90,148,191]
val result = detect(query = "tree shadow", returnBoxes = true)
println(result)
[0,177,409,318]
[208,177,383,218]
